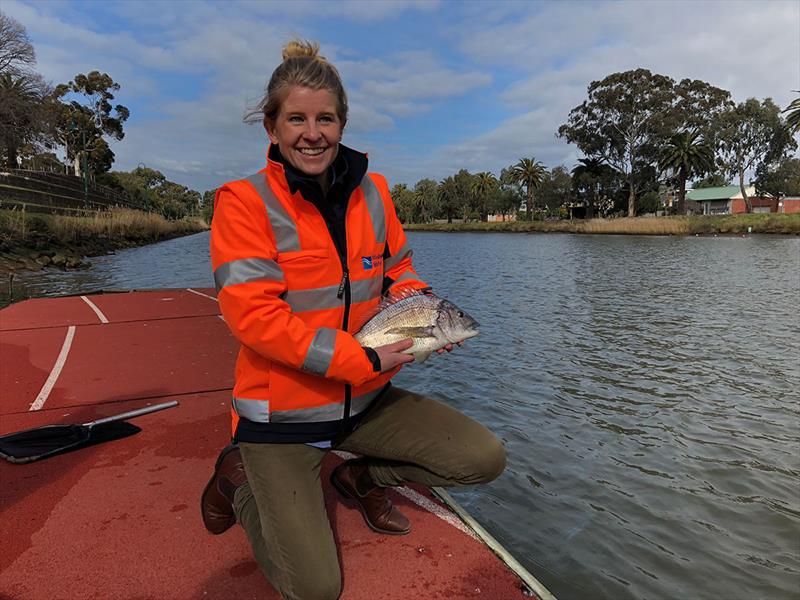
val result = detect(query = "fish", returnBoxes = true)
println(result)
[354,289,480,363]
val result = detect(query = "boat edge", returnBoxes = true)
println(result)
[430,487,557,600]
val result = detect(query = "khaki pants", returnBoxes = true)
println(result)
[234,387,506,600]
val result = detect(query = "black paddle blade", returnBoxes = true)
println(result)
[0,421,141,464]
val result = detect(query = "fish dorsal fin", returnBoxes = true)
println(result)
[353,287,435,333]
[375,287,431,312]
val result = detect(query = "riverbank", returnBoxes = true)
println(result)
[404,213,800,235]
[0,207,208,275]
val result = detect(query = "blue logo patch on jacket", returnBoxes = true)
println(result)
[362,255,383,270]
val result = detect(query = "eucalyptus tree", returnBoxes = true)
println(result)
[54,71,130,176]
[658,130,715,214]
[559,69,676,217]
[510,157,546,220]
[470,171,498,221]
[755,157,800,198]
[716,98,797,212]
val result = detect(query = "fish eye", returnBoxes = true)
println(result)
[457,311,464,317]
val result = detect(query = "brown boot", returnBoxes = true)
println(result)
[331,459,411,535]
[201,445,248,535]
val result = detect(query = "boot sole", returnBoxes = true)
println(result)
[200,445,239,534]
[330,463,411,536]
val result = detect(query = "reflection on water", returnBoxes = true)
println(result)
[5,230,800,600]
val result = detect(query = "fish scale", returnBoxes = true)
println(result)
[354,292,479,363]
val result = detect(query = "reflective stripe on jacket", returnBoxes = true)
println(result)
[210,147,427,443]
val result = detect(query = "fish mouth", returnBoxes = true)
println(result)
[460,329,480,340]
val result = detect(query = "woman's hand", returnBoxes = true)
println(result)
[374,339,415,372]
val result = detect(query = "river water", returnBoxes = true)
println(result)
[4,231,800,600]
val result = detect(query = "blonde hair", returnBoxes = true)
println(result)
[246,40,348,128]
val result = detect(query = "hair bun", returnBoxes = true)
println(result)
[282,40,323,61]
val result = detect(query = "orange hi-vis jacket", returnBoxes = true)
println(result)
[210,145,428,443]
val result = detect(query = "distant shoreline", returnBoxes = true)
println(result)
[0,207,208,276]
[404,214,800,236]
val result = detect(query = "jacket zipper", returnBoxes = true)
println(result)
[338,259,353,427]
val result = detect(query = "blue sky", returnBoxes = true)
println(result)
[5,0,799,193]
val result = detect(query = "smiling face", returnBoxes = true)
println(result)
[266,85,343,186]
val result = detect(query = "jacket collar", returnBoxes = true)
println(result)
[266,143,368,203]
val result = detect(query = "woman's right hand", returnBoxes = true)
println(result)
[374,339,415,372]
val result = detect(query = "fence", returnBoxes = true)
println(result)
[0,169,138,214]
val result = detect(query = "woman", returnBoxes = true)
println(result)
[203,40,506,600]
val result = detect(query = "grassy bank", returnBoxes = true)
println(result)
[404,213,800,235]
[0,206,208,274]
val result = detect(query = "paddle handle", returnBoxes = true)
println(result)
[85,400,179,427]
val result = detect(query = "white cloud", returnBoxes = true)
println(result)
[3,0,797,193]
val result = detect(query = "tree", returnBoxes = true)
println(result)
[558,69,676,217]
[658,130,715,214]
[510,157,546,220]
[497,167,523,220]
[54,71,130,176]
[452,169,475,221]
[672,78,732,142]
[470,172,498,221]
[755,157,800,198]
[537,166,573,215]
[202,189,217,223]
[437,176,460,223]
[571,157,614,218]
[412,178,439,223]
[112,166,200,218]
[784,92,800,135]
[694,173,730,188]
[716,98,797,212]
[0,13,36,78]
[390,183,415,223]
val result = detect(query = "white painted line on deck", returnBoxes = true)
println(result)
[30,325,76,411]
[395,486,477,539]
[80,295,109,323]
[186,288,218,301]
[331,450,476,539]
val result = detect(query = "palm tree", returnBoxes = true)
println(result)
[510,157,546,220]
[658,130,715,215]
[470,172,497,222]
[571,157,610,219]
[784,91,800,135]
[0,73,40,168]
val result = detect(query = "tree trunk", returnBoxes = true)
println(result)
[586,183,596,219]
[678,166,687,215]
[738,170,752,213]
[4,140,18,169]
[73,154,81,177]
[628,177,636,217]
[525,189,533,221]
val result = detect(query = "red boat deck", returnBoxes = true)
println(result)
[0,289,552,600]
